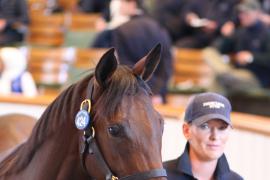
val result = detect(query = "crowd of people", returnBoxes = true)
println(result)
[79,0,270,97]
[153,0,270,96]
[1,0,270,99]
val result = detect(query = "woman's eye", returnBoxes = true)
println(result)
[198,123,209,130]
[108,125,122,137]
[219,124,229,131]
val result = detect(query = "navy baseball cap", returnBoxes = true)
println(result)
[184,92,232,126]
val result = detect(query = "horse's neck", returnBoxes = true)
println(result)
[1,82,92,179]
[23,130,87,179]
[0,143,23,163]
[22,84,88,179]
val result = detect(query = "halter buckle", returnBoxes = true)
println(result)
[111,176,119,180]
[80,99,91,112]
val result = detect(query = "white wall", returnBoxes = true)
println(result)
[0,102,46,119]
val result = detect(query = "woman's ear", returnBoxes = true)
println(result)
[182,123,190,140]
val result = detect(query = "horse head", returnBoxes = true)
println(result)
[0,44,167,180]
[79,44,166,179]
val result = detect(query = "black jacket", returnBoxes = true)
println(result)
[77,0,110,20]
[163,143,243,180]
[178,0,240,48]
[152,0,188,42]
[77,0,109,13]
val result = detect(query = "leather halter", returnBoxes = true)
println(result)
[78,77,167,180]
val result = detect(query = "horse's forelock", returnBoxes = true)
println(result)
[93,66,151,120]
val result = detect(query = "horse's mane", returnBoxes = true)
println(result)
[0,72,92,176]
[0,65,151,176]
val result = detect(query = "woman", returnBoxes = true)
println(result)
[164,92,243,180]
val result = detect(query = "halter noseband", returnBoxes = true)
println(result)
[75,78,167,180]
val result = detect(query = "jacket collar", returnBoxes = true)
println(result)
[215,154,231,178]
[176,143,231,179]
[176,143,193,177]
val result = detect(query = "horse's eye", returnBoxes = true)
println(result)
[108,124,122,137]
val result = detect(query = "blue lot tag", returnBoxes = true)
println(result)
[75,110,90,130]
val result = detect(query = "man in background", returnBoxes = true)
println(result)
[92,0,172,104]
[0,0,29,46]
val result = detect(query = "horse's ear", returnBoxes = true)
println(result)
[95,48,118,88]
[132,44,161,81]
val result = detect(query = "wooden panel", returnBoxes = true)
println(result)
[172,76,211,85]
[67,13,101,31]
[28,47,69,60]
[27,14,66,46]
[58,0,78,11]
[30,14,65,26]
[28,27,64,46]
[74,48,108,69]
[31,72,67,85]
[174,63,212,75]
[171,48,212,87]
[154,104,184,119]
[27,48,73,86]
[174,48,203,62]
[28,61,67,72]
[29,27,64,35]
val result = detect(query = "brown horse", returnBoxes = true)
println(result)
[0,114,36,153]
[0,44,167,180]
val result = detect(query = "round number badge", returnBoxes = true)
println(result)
[75,110,90,130]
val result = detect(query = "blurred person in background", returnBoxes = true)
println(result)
[174,0,240,48]
[164,92,243,180]
[257,0,270,26]
[77,0,110,13]
[151,0,188,43]
[0,0,29,46]
[91,0,173,104]
[76,0,111,26]
[0,47,37,97]
[203,0,270,95]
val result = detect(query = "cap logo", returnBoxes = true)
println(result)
[203,101,225,109]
